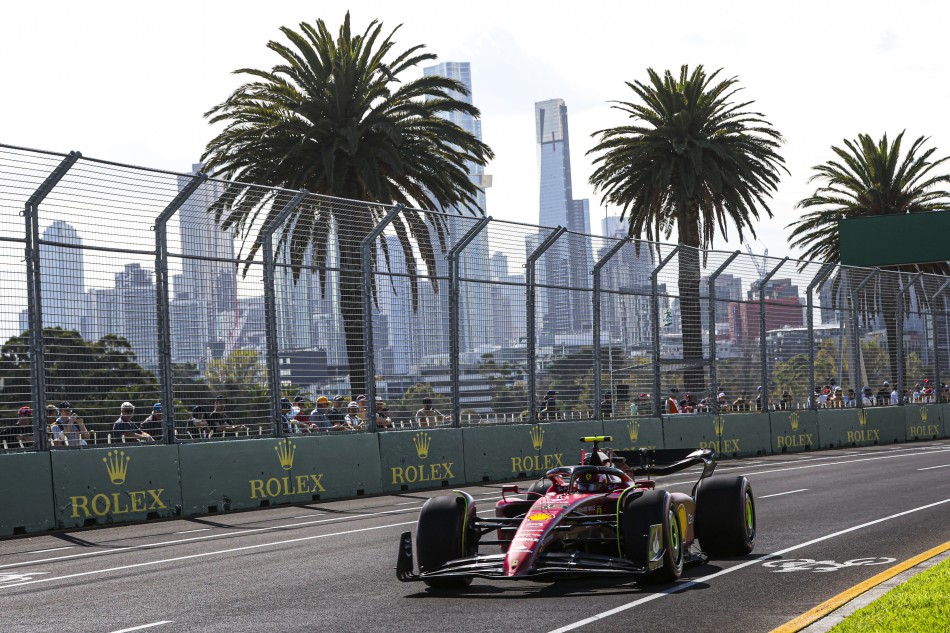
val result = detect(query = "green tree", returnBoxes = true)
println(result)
[393,382,439,423]
[201,13,493,398]
[589,65,786,392]
[203,350,270,426]
[788,132,950,382]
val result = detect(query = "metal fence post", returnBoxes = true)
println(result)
[806,263,836,409]
[759,257,789,412]
[263,189,309,436]
[448,216,491,427]
[650,246,680,417]
[526,227,566,423]
[850,268,879,406]
[896,273,923,406]
[24,151,81,450]
[360,204,405,432]
[592,237,629,420]
[931,280,950,400]
[708,251,741,413]
[154,172,207,442]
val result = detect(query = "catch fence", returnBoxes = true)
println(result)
[1,143,948,451]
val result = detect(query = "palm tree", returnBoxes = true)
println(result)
[788,132,950,383]
[200,13,493,398]
[589,65,786,393]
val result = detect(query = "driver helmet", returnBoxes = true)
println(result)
[576,472,609,493]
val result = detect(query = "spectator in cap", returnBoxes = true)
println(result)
[113,402,154,443]
[416,397,446,428]
[309,396,333,431]
[717,392,728,411]
[185,405,211,440]
[46,404,65,447]
[679,392,696,413]
[890,384,900,405]
[141,403,165,441]
[375,399,392,430]
[875,382,891,407]
[780,389,794,411]
[540,390,559,421]
[826,387,842,409]
[290,395,315,432]
[56,402,90,447]
[0,407,35,449]
[667,387,681,414]
[861,386,874,407]
[326,396,347,431]
[732,393,749,411]
[844,388,856,408]
[278,397,298,434]
[345,402,363,430]
[208,396,248,436]
[354,395,368,426]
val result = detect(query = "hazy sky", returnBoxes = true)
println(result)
[3,0,949,258]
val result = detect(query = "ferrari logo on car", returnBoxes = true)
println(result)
[528,513,554,521]
[530,425,544,450]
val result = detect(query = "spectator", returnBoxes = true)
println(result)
[876,382,890,407]
[717,392,728,412]
[600,390,613,419]
[629,394,646,417]
[861,386,874,407]
[46,404,65,447]
[912,384,922,403]
[890,385,900,406]
[732,393,748,411]
[309,396,333,431]
[826,387,843,409]
[818,387,829,408]
[667,387,681,414]
[844,388,856,408]
[56,402,90,447]
[278,398,299,434]
[755,386,764,411]
[208,396,248,436]
[345,402,363,429]
[922,379,935,403]
[376,400,393,430]
[185,405,211,439]
[113,402,154,443]
[0,406,35,449]
[780,390,794,411]
[540,390,559,420]
[697,395,712,413]
[355,395,368,426]
[327,395,348,430]
[415,397,445,427]
[141,403,164,441]
[679,393,696,413]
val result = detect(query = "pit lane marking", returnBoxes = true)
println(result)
[759,489,808,498]
[108,621,172,633]
[545,496,950,633]
[0,521,418,589]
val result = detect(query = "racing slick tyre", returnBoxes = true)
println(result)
[695,476,755,557]
[527,478,552,499]
[416,494,476,588]
[621,490,683,584]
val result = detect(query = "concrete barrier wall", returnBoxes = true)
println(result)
[9,406,949,536]
[0,452,54,536]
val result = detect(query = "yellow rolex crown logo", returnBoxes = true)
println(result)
[413,432,431,459]
[530,425,544,450]
[920,406,928,422]
[103,449,130,485]
[858,409,867,427]
[713,415,725,436]
[789,412,799,431]
[627,420,640,442]
[274,438,296,470]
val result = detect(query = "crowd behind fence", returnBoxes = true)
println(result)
[1,143,948,452]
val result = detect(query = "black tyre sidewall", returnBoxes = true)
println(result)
[695,476,755,557]
[621,490,683,583]
[416,495,475,588]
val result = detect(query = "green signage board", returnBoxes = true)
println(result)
[285,433,383,501]
[0,452,55,535]
[51,445,182,529]
[838,211,950,267]
[816,407,903,448]
[769,410,819,453]
[904,404,944,440]
[378,428,465,493]
[603,417,664,451]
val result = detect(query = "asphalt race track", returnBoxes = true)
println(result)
[2,440,950,633]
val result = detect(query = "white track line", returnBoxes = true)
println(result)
[759,489,808,498]
[0,521,418,589]
[109,621,172,633]
[173,529,210,535]
[546,496,950,633]
[26,546,73,554]
[918,464,950,471]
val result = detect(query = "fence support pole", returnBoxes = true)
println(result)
[360,204,405,431]
[650,246,680,417]
[806,263,836,409]
[263,189,309,436]
[154,172,207,443]
[850,268,880,407]
[758,257,789,412]
[592,237,629,420]
[931,280,950,402]
[25,151,81,450]
[526,227,566,423]
[708,251,741,414]
[896,273,923,407]
[448,216,491,427]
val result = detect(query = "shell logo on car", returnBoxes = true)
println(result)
[528,513,554,521]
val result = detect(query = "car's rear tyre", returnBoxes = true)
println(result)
[621,490,683,584]
[416,494,476,588]
[695,476,755,557]
[527,478,552,499]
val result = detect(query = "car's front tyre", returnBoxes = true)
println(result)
[416,493,476,588]
[621,490,684,583]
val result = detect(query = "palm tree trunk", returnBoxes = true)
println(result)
[678,201,705,393]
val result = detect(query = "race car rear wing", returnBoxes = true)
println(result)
[614,448,716,494]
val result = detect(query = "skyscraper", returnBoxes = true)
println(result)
[535,98,594,337]
[39,220,85,332]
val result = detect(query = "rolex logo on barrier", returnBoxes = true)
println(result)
[70,450,167,519]
[627,420,640,442]
[413,432,431,459]
[777,411,813,449]
[103,450,130,485]
[713,416,725,436]
[920,406,928,422]
[858,409,868,427]
[391,432,454,485]
[530,425,544,450]
[789,412,799,431]
[847,408,880,443]
[274,438,296,471]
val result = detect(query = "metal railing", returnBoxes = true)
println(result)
[1,143,948,451]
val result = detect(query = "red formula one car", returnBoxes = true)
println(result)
[397,436,755,588]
